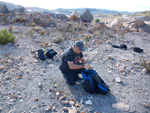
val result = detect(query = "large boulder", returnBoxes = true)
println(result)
[0,4,9,13]
[143,16,150,21]
[80,9,93,23]
[139,25,150,33]
[110,18,123,29]
[70,10,79,21]
[131,19,146,28]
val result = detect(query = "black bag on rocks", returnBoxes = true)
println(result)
[81,69,110,94]
[37,49,46,61]
[130,47,143,53]
[112,44,127,50]
[45,49,57,60]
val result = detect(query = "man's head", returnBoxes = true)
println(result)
[73,41,85,53]
[74,41,85,51]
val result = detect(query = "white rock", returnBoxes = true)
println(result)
[112,103,129,111]
[143,68,147,73]
[56,92,60,96]
[115,77,122,83]
[59,96,66,101]
[20,100,23,102]
[49,64,54,68]
[85,100,93,105]
[53,84,57,88]
[0,63,4,70]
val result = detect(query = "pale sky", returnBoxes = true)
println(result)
[2,0,150,12]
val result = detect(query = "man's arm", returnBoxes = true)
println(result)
[67,61,84,69]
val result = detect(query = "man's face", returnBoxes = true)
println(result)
[75,46,82,54]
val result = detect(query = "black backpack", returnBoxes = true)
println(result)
[37,49,46,61]
[130,47,143,53]
[81,69,110,94]
[45,49,58,60]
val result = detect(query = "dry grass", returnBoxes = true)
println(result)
[140,57,150,73]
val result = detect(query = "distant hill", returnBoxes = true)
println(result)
[50,8,121,15]
[0,1,23,10]
[0,1,135,16]
[133,11,150,16]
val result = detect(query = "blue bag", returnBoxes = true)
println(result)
[81,69,110,94]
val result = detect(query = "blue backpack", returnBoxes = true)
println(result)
[81,69,110,94]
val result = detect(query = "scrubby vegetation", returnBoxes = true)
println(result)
[0,29,16,45]
[95,18,100,23]
[141,58,150,73]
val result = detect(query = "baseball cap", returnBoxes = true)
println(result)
[74,41,85,51]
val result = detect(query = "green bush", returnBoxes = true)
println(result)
[0,29,16,45]
[95,18,100,23]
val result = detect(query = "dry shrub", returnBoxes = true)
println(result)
[52,37,64,43]
[20,18,26,23]
[40,30,46,35]
[9,25,13,32]
[140,58,150,73]
[30,22,36,27]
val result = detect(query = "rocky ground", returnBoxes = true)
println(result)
[0,24,150,113]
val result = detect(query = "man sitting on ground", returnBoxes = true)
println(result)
[59,41,89,85]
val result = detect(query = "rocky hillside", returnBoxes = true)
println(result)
[0,4,150,113]
[0,1,23,10]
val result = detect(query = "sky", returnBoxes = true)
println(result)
[2,0,150,12]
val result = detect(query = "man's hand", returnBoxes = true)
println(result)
[83,64,91,69]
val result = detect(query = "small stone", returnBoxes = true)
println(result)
[143,68,147,73]
[94,111,100,113]
[53,84,57,88]
[107,55,115,60]
[49,89,53,92]
[59,96,66,101]
[69,100,75,106]
[63,107,69,112]
[130,70,134,74]
[75,103,79,107]
[44,106,52,111]
[61,100,69,104]
[0,64,4,70]
[52,106,56,111]
[115,77,121,83]
[38,82,43,89]
[117,62,120,67]
[143,103,150,108]
[85,100,92,105]
[56,92,60,96]
[20,100,23,102]
[35,97,39,101]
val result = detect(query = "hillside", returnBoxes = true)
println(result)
[0,1,131,16]
[0,1,23,10]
